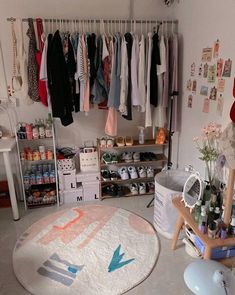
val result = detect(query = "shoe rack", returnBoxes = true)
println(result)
[97,139,167,200]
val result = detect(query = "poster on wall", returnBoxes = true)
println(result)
[202,47,212,62]
[203,63,209,78]
[186,79,192,91]
[191,62,196,76]
[200,85,208,96]
[202,98,210,113]
[187,94,193,108]
[192,80,197,93]
[222,58,232,77]
[217,94,224,116]
[208,65,216,83]
[217,58,224,77]
[217,78,225,92]
[213,39,220,58]
[209,86,217,100]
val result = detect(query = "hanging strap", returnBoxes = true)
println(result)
[36,18,44,52]
[11,19,17,77]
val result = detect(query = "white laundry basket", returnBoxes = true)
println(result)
[154,170,190,239]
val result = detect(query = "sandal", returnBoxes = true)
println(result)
[106,138,114,148]
[125,136,133,146]
[116,136,125,147]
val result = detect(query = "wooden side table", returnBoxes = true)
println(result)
[171,197,235,267]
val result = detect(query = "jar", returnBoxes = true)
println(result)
[43,171,50,183]
[39,125,45,139]
[27,150,33,161]
[46,149,53,160]
[26,124,33,140]
[49,171,56,183]
[32,126,39,139]
[36,172,43,184]
[33,150,41,161]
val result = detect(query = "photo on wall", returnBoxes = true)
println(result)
[222,58,232,77]
[202,98,210,113]
[202,47,212,62]
[217,58,224,77]
[187,94,193,108]
[209,86,217,101]
[200,85,208,96]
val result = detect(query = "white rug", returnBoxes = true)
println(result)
[13,205,159,295]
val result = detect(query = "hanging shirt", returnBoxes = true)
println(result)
[162,36,169,108]
[82,33,90,113]
[108,33,121,109]
[119,35,128,115]
[105,107,118,137]
[138,34,146,112]
[150,32,161,107]
[27,18,40,102]
[131,33,140,107]
[145,32,153,128]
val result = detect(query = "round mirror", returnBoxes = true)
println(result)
[182,173,204,209]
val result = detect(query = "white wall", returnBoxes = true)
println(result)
[0,0,173,178]
[173,0,235,176]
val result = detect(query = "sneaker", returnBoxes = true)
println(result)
[128,166,138,179]
[125,136,133,146]
[106,138,114,147]
[147,182,155,193]
[102,153,112,164]
[130,183,138,195]
[147,166,154,178]
[104,184,118,196]
[110,171,119,181]
[118,167,129,180]
[122,152,133,163]
[133,152,140,162]
[111,153,118,163]
[101,170,110,181]
[139,182,146,194]
[100,137,106,148]
[137,166,147,178]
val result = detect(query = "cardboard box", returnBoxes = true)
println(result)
[62,186,84,204]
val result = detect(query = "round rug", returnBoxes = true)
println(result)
[13,205,159,295]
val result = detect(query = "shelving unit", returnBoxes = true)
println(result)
[98,139,167,200]
[16,122,59,209]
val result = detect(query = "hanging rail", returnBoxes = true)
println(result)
[7,17,178,24]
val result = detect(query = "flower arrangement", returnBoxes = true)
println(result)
[193,122,222,188]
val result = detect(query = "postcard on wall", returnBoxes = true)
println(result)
[202,47,212,62]
[208,65,216,83]
[200,85,208,96]
[217,78,225,92]
[202,98,210,113]
[217,58,224,77]
[191,62,196,76]
[209,86,217,100]
[186,79,192,91]
[222,58,232,77]
[217,94,224,116]
[203,63,209,78]
[213,39,220,59]
[192,80,197,93]
[187,94,193,108]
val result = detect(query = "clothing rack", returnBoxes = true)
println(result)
[7,17,178,24]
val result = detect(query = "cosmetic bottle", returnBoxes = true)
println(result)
[208,221,216,239]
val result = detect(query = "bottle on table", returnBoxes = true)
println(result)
[194,200,202,224]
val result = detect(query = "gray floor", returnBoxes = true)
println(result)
[0,195,193,295]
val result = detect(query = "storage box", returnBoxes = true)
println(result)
[79,148,98,172]
[62,186,84,204]
[57,157,76,172]
[58,169,76,191]
[83,181,100,201]
[195,236,235,259]
[76,171,100,182]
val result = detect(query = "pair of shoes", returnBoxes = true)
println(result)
[137,166,155,178]
[100,137,114,148]
[116,136,134,147]
[121,152,140,163]
[146,166,154,178]
[102,153,118,164]
[101,170,119,181]
[118,166,139,180]
[130,182,146,195]
[139,152,157,161]
[102,184,124,197]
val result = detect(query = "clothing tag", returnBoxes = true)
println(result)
[217,58,224,77]
[192,80,197,93]
[203,63,209,78]
[217,94,224,116]
[187,94,193,108]
[208,65,216,83]
[202,98,210,113]
[200,85,208,96]
[213,39,220,58]
[202,47,212,62]
[222,58,232,77]
[209,86,217,100]
[217,78,225,92]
